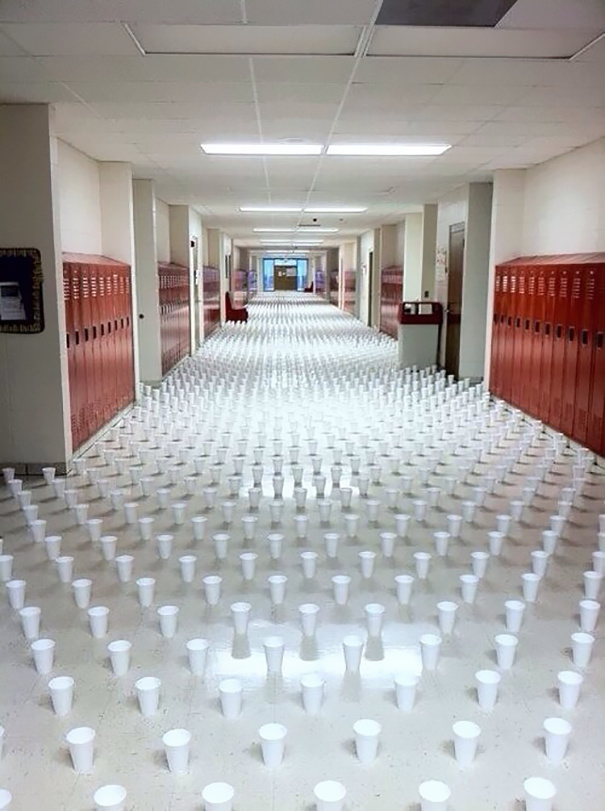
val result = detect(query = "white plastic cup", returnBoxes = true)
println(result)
[359,550,376,578]
[124,502,138,525]
[186,638,209,676]
[324,532,339,559]
[31,638,55,675]
[135,676,161,716]
[72,578,92,609]
[434,531,450,557]
[549,515,565,536]
[543,717,571,764]
[344,513,359,539]
[558,670,583,709]
[49,675,74,715]
[30,519,47,543]
[353,719,381,764]
[107,640,132,676]
[395,513,410,538]
[6,579,26,610]
[313,780,346,811]
[475,669,501,711]
[55,555,74,584]
[522,572,541,603]
[471,551,490,579]
[263,636,285,674]
[501,597,525,631]
[488,531,505,556]
[163,728,191,774]
[268,532,283,561]
[379,531,396,558]
[231,601,251,635]
[157,605,179,638]
[365,603,386,637]
[88,606,109,638]
[531,550,549,577]
[42,534,61,561]
[202,575,221,606]
[157,533,174,560]
[242,514,258,541]
[65,726,95,773]
[294,514,308,540]
[579,599,600,632]
[343,634,364,671]
[301,673,324,714]
[593,550,605,575]
[437,601,458,635]
[447,514,463,539]
[93,784,127,811]
[496,514,511,536]
[394,673,419,712]
[523,777,556,811]
[419,780,451,811]
[395,574,414,605]
[414,551,431,580]
[192,515,208,542]
[259,723,287,767]
[571,631,594,668]
[240,552,258,581]
[20,605,41,640]
[86,518,103,543]
[138,516,155,541]
[453,720,481,767]
[301,551,318,579]
[495,633,518,670]
[420,633,442,672]
[136,576,155,607]
[460,573,479,604]
[584,570,602,599]
[115,555,134,583]
[332,575,351,606]
[172,501,186,525]
[179,554,197,583]
[268,574,287,605]
[299,603,320,637]
[542,530,558,555]
[201,782,235,811]
[219,678,243,719]
[213,532,229,561]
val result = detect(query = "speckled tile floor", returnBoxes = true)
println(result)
[0,294,603,811]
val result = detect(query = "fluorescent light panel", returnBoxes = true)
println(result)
[241,206,365,214]
[260,239,323,245]
[253,227,339,233]
[253,228,295,233]
[304,206,367,213]
[240,206,303,213]
[202,143,322,155]
[327,144,450,156]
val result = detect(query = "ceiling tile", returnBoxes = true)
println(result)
[245,0,377,25]
[1,22,140,56]
[0,1,243,24]
[132,24,361,56]
[497,0,605,30]
[88,101,257,120]
[0,28,26,54]
[431,83,528,106]
[0,55,48,80]
[347,82,443,105]
[354,56,463,84]
[0,81,77,102]
[65,81,254,104]
[255,82,346,104]
[39,54,252,82]
[252,56,355,83]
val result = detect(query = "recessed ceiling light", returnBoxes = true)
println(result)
[304,206,367,213]
[253,228,296,233]
[260,239,324,245]
[240,206,303,213]
[297,227,339,233]
[326,144,451,156]
[202,143,322,156]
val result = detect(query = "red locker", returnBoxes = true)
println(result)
[529,265,546,418]
[539,266,557,425]
[510,266,525,407]
[71,263,87,445]
[519,265,534,412]
[587,267,605,455]
[124,269,135,405]
[63,264,79,448]
[489,266,502,396]
[572,266,597,445]
[549,266,571,431]
[561,266,582,436]
[500,266,513,402]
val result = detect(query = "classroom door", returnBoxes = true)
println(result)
[445,223,465,377]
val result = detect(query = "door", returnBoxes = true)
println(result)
[445,223,464,377]
[368,250,374,325]
[274,264,297,291]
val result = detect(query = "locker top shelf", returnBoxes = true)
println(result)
[63,252,130,268]
[498,253,605,267]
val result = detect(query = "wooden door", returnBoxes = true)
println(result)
[274,264,297,291]
[445,223,465,377]
[368,250,374,325]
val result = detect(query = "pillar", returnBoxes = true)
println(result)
[403,213,423,301]
[206,228,225,321]
[169,204,196,356]
[133,179,162,384]
[0,105,70,472]
[421,204,438,299]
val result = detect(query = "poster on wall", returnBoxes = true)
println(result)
[0,248,44,334]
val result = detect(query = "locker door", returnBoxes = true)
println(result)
[124,269,135,404]
[510,266,524,407]
[63,263,78,449]
[539,267,556,425]
[97,267,108,424]
[490,267,502,396]
[520,265,534,412]
[561,266,582,436]
[573,266,597,445]
[550,265,570,432]
[72,264,87,447]
[529,266,546,418]
[587,267,605,455]
[500,267,512,402]
[89,264,101,434]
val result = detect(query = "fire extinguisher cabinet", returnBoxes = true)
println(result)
[397,301,443,369]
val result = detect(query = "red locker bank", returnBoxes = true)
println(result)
[158,262,190,377]
[490,254,605,457]
[63,254,135,450]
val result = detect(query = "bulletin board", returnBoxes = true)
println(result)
[0,248,44,333]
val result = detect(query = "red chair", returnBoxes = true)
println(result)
[304,282,314,292]
[225,291,248,322]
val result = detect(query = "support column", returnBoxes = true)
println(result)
[421,204,437,300]
[99,162,139,392]
[169,204,196,356]
[206,228,225,321]
[403,213,423,301]
[133,179,161,384]
[0,105,70,472]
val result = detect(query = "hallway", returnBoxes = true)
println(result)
[1,294,604,810]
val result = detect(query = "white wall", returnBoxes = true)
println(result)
[522,138,605,255]
[57,140,102,255]
[435,186,468,313]
[155,198,170,263]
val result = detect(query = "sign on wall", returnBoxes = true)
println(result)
[0,248,44,334]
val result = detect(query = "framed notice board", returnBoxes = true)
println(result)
[0,248,44,333]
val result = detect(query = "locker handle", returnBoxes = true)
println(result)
[525,319,530,330]
[597,332,604,350]
[534,321,540,333]
[84,328,89,342]
[555,324,562,339]
[107,321,111,334]
[114,319,118,330]
[581,329,588,346]
[75,330,80,346]
[544,323,551,337]
[93,326,97,339]
[516,317,521,328]
[66,334,70,349]
[568,326,575,342]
